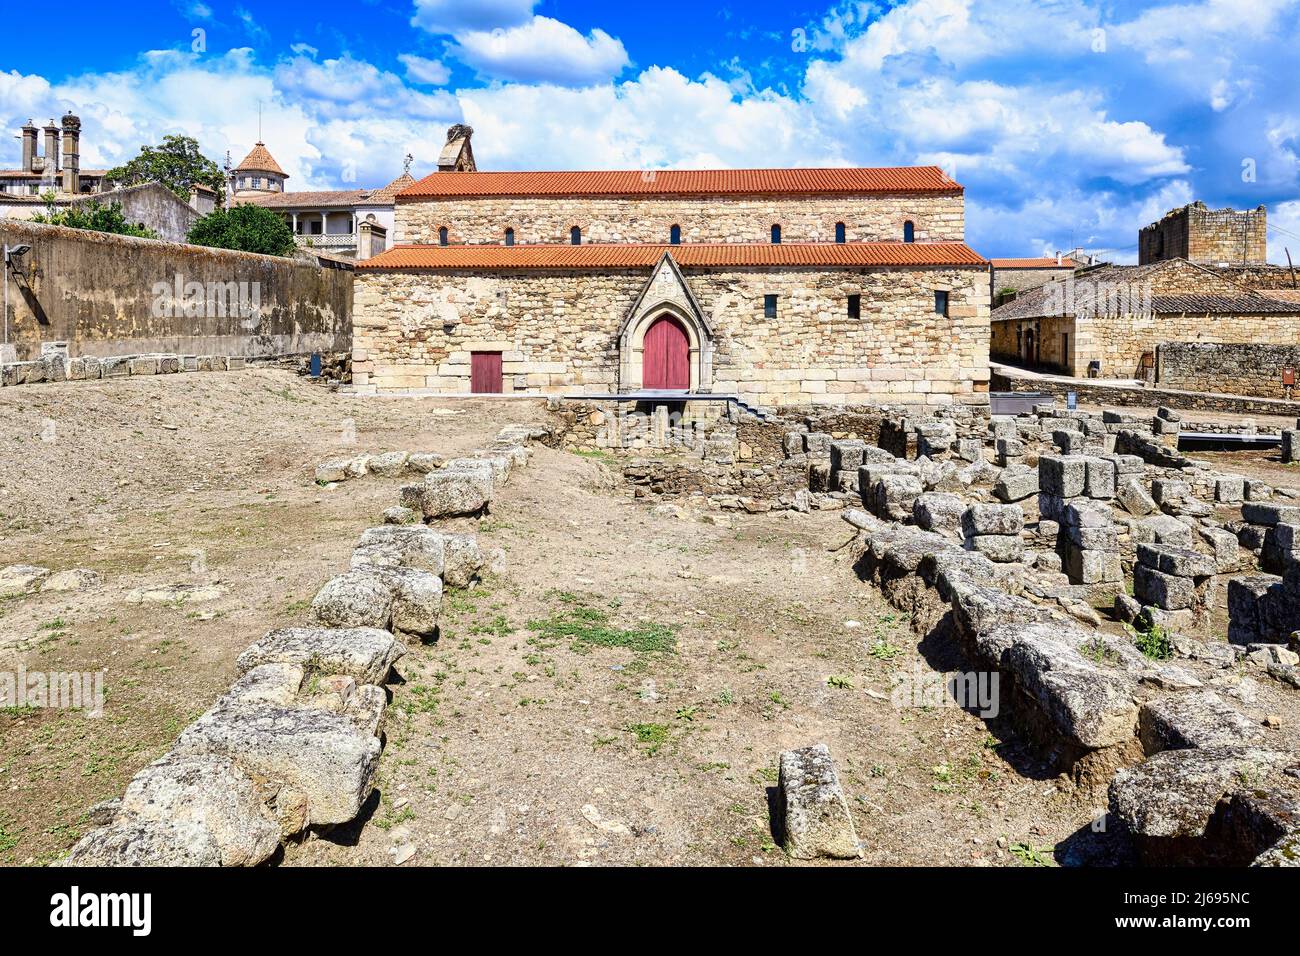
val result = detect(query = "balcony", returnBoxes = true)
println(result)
[294,233,357,251]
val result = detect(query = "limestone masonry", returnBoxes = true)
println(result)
[353,127,989,407]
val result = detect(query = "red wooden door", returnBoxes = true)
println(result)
[470,352,502,393]
[642,317,690,390]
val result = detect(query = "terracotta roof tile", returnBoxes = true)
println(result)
[357,242,987,271]
[234,142,287,177]
[990,257,1076,269]
[238,189,371,208]
[397,167,962,201]
[363,172,416,205]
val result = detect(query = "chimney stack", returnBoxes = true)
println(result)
[42,119,60,180]
[437,124,476,173]
[61,113,81,194]
[21,120,37,172]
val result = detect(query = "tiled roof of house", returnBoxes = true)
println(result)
[992,260,1300,321]
[234,142,287,176]
[238,173,415,209]
[238,189,372,209]
[365,172,416,204]
[397,167,962,201]
[990,257,1076,269]
[357,241,988,271]
[1151,293,1300,314]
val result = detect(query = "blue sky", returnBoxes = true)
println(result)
[3,0,1299,261]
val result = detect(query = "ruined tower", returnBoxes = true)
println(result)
[1139,201,1268,266]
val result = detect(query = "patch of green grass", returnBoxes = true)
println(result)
[1129,623,1173,661]
[527,602,676,655]
[826,675,854,689]
[0,823,17,853]
[1009,841,1054,867]
[868,639,901,661]
[627,722,670,755]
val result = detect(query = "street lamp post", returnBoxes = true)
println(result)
[2,243,32,361]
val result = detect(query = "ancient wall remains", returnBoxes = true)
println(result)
[1139,202,1268,266]
[0,218,352,361]
[353,264,990,406]
[394,193,965,246]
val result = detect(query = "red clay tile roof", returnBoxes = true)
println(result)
[357,242,987,271]
[234,142,287,177]
[238,189,372,208]
[397,167,961,201]
[364,172,416,204]
[990,257,1076,269]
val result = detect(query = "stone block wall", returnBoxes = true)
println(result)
[353,264,990,406]
[991,264,1074,301]
[1157,343,1300,399]
[1139,202,1267,266]
[394,193,965,246]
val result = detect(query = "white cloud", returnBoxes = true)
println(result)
[410,0,537,35]
[458,66,827,171]
[398,54,452,86]
[450,16,630,86]
[1269,200,1300,265]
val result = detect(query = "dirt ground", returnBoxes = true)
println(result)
[2,370,1290,867]
[0,369,1100,868]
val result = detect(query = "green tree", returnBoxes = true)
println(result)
[186,204,296,257]
[32,196,158,239]
[104,134,226,202]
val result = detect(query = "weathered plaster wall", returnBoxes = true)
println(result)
[0,218,352,361]
[394,193,965,246]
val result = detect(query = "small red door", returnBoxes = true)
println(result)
[470,352,502,393]
[642,316,690,390]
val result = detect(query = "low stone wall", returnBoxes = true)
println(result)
[1157,342,1300,400]
[61,423,544,866]
[993,368,1300,417]
[0,218,352,363]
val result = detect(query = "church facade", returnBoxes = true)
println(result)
[353,129,990,408]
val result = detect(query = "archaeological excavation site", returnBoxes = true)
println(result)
[3,34,1300,920]
[3,360,1300,880]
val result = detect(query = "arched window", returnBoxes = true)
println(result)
[835,222,846,244]
[670,224,681,245]
[570,226,581,245]
[438,226,449,246]
[771,224,782,244]
[504,227,515,247]
[903,220,915,243]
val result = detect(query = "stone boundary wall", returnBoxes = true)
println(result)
[1157,342,1300,400]
[395,192,964,246]
[993,369,1300,417]
[0,218,352,363]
